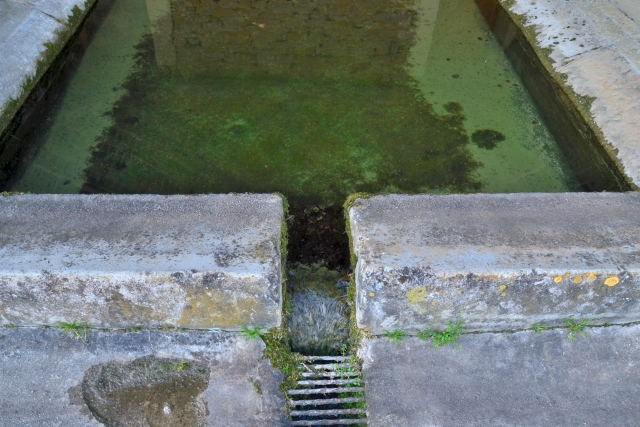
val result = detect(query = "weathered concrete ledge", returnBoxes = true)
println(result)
[0,0,94,134]
[350,193,640,334]
[0,328,287,426]
[500,0,640,189]
[0,194,284,329]
[361,325,640,427]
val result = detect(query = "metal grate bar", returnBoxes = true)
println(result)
[291,397,366,407]
[290,419,367,426]
[301,356,352,362]
[291,408,367,416]
[289,355,366,426]
[297,379,360,386]
[301,371,359,378]
[288,387,365,395]
[304,363,353,371]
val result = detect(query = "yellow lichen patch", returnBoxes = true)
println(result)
[501,292,507,297]
[553,276,563,283]
[406,287,428,314]
[431,300,437,306]
[573,276,583,284]
[604,276,620,287]
[177,287,267,329]
[499,285,507,292]
[587,273,597,281]
[369,292,375,297]
[406,287,427,304]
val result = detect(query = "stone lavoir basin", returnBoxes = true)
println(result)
[1,0,640,425]
[0,0,596,350]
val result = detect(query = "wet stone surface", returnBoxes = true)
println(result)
[82,356,210,427]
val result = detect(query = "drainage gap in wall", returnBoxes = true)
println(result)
[285,205,352,356]
[287,355,367,426]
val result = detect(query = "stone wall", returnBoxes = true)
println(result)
[165,0,418,81]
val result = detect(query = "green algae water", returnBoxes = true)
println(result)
[6,0,579,200]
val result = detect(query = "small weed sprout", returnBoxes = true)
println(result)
[339,344,348,356]
[175,361,189,371]
[566,318,589,342]
[384,329,406,343]
[56,320,90,340]
[531,323,547,334]
[240,325,266,340]
[420,320,464,348]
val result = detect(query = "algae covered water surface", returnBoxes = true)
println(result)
[8,0,579,200]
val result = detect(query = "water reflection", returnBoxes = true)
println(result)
[147,0,425,82]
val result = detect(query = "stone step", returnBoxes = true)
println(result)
[0,193,284,330]
[349,193,640,334]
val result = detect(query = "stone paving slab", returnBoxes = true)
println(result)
[0,327,287,427]
[611,0,640,26]
[505,0,640,188]
[349,193,640,334]
[0,194,284,329]
[361,325,640,427]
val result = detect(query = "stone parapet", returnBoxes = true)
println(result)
[349,193,640,334]
[0,194,284,329]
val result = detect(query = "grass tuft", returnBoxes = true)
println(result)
[531,323,548,334]
[384,329,406,343]
[419,320,464,348]
[56,320,90,340]
[566,317,589,342]
[240,325,266,340]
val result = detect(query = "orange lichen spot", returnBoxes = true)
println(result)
[587,273,597,281]
[369,292,375,297]
[573,276,583,284]
[553,276,563,283]
[604,276,619,287]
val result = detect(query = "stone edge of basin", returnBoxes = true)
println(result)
[500,0,640,189]
[349,193,640,334]
[0,0,96,135]
[0,193,284,330]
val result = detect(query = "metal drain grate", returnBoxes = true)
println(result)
[287,356,367,426]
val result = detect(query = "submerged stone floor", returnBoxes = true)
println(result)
[0,328,287,427]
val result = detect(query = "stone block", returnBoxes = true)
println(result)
[349,193,640,334]
[0,328,287,426]
[361,326,640,426]
[0,194,284,329]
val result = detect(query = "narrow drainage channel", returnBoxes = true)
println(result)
[285,204,352,356]
[283,204,368,426]
[288,356,367,426]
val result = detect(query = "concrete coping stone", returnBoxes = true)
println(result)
[504,0,640,188]
[349,193,640,334]
[0,194,284,329]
